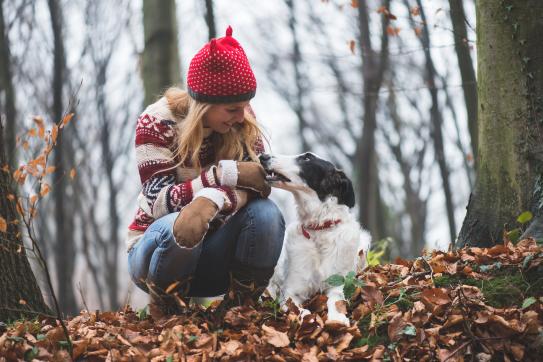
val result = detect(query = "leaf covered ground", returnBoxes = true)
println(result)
[1,239,543,361]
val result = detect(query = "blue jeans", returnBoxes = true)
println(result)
[128,198,285,297]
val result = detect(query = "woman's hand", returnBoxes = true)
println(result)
[217,160,271,198]
[173,196,219,248]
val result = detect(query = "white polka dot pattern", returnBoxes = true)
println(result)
[187,26,257,101]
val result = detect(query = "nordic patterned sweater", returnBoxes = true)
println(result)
[126,96,264,251]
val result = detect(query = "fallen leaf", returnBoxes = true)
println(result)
[262,324,290,347]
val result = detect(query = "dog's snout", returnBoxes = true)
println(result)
[259,153,271,165]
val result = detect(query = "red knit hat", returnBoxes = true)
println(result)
[187,26,257,103]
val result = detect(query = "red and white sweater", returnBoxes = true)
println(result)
[126,97,264,251]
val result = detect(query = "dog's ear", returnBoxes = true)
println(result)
[321,170,355,207]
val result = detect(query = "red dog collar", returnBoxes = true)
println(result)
[301,220,342,239]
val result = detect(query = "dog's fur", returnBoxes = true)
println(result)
[260,152,371,325]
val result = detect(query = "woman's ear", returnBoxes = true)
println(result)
[321,170,356,207]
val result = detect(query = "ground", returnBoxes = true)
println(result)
[1,239,542,361]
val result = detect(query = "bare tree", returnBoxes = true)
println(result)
[448,0,477,161]
[0,0,17,169]
[354,0,391,237]
[382,84,429,257]
[0,122,50,322]
[204,0,216,40]
[458,0,543,247]
[48,0,77,315]
[142,0,180,105]
[285,0,310,152]
[405,0,457,245]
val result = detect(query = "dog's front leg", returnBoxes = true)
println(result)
[325,286,350,326]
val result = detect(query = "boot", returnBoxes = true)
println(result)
[146,281,190,321]
[216,264,275,313]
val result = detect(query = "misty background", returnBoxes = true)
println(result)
[0,0,476,315]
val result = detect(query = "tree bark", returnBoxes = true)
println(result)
[457,0,543,247]
[410,0,457,244]
[355,0,390,236]
[142,0,180,106]
[0,0,17,170]
[204,0,216,40]
[0,123,50,322]
[48,0,77,315]
[286,0,310,152]
[448,0,478,162]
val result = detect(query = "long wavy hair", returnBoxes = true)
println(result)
[164,87,265,171]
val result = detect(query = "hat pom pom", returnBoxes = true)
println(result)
[226,25,233,37]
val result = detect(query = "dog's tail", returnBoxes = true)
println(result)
[356,230,372,273]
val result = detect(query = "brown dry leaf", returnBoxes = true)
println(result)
[0,216,7,233]
[262,324,290,347]
[509,342,525,361]
[360,285,384,306]
[70,168,77,179]
[224,306,258,328]
[62,113,74,127]
[387,312,407,342]
[51,124,59,144]
[386,25,401,36]
[410,6,421,16]
[334,333,353,353]
[33,116,45,139]
[220,340,242,356]
[40,183,51,197]
[421,288,450,306]
[165,281,180,294]
[72,339,89,359]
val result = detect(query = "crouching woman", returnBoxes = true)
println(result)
[126,27,285,319]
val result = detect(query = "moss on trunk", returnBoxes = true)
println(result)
[457,0,543,247]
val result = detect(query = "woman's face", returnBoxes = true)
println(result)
[203,101,250,134]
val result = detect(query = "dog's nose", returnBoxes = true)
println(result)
[259,153,271,164]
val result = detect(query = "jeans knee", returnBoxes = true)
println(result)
[246,198,285,232]
[146,212,178,247]
[240,199,285,267]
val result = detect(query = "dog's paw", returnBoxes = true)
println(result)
[326,312,350,326]
[298,308,311,321]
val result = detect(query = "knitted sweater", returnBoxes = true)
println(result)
[126,97,264,251]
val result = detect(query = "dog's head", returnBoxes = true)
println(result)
[259,152,355,208]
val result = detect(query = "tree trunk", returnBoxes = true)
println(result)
[204,0,216,40]
[448,0,478,162]
[355,0,390,235]
[457,0,543,247]
[286,0,310,152]
[0,123,50,322]
[413,0,457,245]
[48,0,77,315]
[0,0,17,170]
[142,0,180,106]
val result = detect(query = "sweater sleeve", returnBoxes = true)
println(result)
[135,109,220,219]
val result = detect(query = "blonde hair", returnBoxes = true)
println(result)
[164,87,265,171]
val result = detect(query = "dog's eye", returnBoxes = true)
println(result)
[302,153,312,161]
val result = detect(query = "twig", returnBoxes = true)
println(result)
[422,257,435,285]
[24,213,73,358]
[77,282,90,312]
[442,339,472,362]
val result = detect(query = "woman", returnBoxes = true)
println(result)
[126,26,285,319]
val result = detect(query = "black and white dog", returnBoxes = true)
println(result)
[260,152,371,325]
